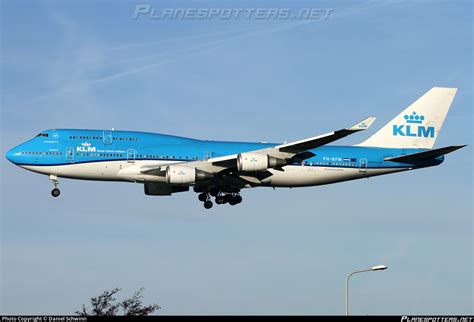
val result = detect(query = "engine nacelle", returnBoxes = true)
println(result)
[165,165,212,184]
[236,153,286,172]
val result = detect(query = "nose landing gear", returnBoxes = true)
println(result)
[49,174,60,198]
[51,188,60,197]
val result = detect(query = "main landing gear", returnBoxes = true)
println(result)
[49,174,60,198]
[197,191,243,209]
[204,200,213,209]
[215,193,242,206]
[198,192,214,209]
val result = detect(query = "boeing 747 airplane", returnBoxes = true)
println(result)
[5,87,466,209]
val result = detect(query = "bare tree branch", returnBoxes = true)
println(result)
[76,288,160,316]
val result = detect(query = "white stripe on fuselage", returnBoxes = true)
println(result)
[21,160,177,182]
[20,161,409,187]
[265,165,408,187]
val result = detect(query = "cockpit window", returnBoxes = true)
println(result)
[36,133,49,137]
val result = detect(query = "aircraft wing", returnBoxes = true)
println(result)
[208,116,376,168]
[275,116,376,153]
[141,116,375,177]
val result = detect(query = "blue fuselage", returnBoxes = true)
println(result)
[6,129,442,171]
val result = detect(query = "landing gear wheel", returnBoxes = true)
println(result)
[215,196,224,204]
[198,193,207,202]
[234,194,242,204]
[49,175,60,198]
[222,194,232,204]
[51,188,61,197]
[228,194,242,206]
[204,200,213,209]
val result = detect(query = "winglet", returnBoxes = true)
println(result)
[349,116,376,131]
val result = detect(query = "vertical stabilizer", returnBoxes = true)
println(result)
[358,87,457,149]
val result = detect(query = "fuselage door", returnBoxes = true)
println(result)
[359,158,368,172]
[127,149,136,163]
[103,131,113,145]
[66,147,74,162]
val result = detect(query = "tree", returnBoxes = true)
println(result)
[76,288,161,316]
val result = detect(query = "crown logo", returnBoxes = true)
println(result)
[81,142,92,147]
[404,111,425,124]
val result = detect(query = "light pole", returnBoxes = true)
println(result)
[345,265,387,316]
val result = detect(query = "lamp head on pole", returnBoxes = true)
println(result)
[371,265,388,271]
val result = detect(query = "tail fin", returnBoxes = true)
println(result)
[358,87,457,149]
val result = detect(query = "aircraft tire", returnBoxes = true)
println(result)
[51,188,60,197]
[234,195,242,204]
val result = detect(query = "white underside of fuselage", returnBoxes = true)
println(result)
[20,160,409,188]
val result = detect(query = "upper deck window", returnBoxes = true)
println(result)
[114,137,138,141]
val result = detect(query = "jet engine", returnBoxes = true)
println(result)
[236,153,286,172]
[165,165,212,184]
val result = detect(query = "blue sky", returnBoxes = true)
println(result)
[1,0,472,315]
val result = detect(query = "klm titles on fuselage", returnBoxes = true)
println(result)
[392,112,435,138]
[77,142,97,152]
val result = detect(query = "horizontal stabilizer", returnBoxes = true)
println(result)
[384,145,466,163]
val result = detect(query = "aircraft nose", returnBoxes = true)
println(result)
[5,146,21,164]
